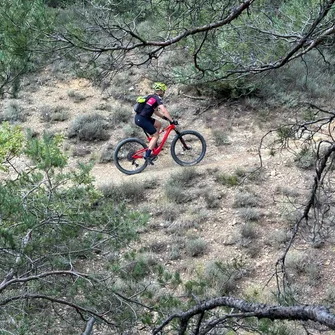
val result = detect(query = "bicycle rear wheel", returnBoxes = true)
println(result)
[114,138,148,175]
[170,130,206,166]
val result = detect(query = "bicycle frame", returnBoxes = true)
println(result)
[132,123,177,159]
[114,123,206,174]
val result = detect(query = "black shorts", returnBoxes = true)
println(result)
[134,114,156,135]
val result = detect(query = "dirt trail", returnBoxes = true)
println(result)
[91,117,271,187]
[92,143,264,187]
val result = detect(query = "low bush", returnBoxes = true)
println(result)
[68,113,110,141]
[294,147,316,170]
[204,192,221,209]
[1,101,26,123]
[285,251,309,275]
[215,173,239,186]
[168,167,200,186]
[39,105,69,122]
[123,123,142,138]
[238,207,261,221]
[99,143,114,163]
[212,129,231,146]
[67,90,87,102]
[99,180,147,204]
[240,222,258,239]
[110,106,130,125]
[185,238,208,257]
[233,191,259,208]
[165,184,188,204]
[203,258,247,295]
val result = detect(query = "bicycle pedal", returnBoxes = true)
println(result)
[151,155,158,162]
[144,157,155,165]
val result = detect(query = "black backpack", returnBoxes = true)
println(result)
[133,96,148,114]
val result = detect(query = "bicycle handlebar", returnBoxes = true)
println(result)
[162,116,178,125]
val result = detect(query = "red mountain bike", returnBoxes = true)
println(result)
[113,122,206,175]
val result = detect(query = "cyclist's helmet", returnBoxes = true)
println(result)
[153,82,167,92]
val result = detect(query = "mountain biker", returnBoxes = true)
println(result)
[134,82,176,165]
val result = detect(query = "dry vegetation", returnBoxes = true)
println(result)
[2,66,335,327]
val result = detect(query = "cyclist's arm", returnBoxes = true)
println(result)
[156,104,173,122]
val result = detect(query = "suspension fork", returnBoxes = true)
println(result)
[174,129,191,150]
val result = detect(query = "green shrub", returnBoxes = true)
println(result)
[167,211,207,235]
[168,245,181,260]
[160,203,179,222]
[294,147,316,169]
[212,129,231,146]
[204,192,221,209]
[245,167,266,183]
[279,203,302,225]
[99,180,147,204]
[165,184,189,204]
[123,123,142,138]
[168,167,199,186]
[149,240,168,254]
[275,186,300,198]
[240,222,258,239]
[203,258,247,295]
[1,101,26,123]
[277,283,303,305]
[68,113,110,141]
[233,191,258,208]
[216,173,239,186]
[285,251,308,275]
[120,252,158,280]
[256,51,335,103]
[99,143,114,163]
[194,80,257,100]
[167,220,196,236]
[39,105,69,122]
[111,106,131,125]
[67,90,87,102]
[185,238,208,257]
[238,207,261,221]
[277,126,295,140]
[306,262,322,286]
[265,229,290,248]
[167,105,182,119]
[246,243,261,258]
[108,72,134,102]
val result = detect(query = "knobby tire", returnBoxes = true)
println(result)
[113,138,148,175]
[170,130,206,166]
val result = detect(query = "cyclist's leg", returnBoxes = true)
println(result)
[135,115,156,136]
[154,119,162,133]
[134,115,157,159]
[148,119,162,151]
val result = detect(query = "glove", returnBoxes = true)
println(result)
[171,120,179,125]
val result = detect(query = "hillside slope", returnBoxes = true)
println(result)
[2,70,335,327]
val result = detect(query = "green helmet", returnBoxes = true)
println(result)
[153,82,167,92]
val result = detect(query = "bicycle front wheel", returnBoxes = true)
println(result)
[170,130,206,166]
[114,138,148,175]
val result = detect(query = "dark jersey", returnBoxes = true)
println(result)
[139,94,163,118]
